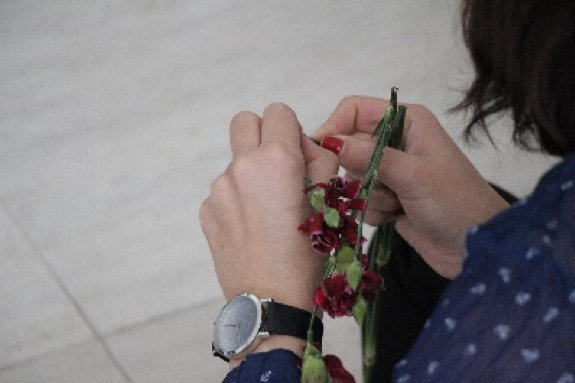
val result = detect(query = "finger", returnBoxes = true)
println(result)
[369,185,402,213]
[261,103,302,150]
[377,147,421,198]
[301,135,339,183]
[321,134,419,198]
[312,96,391,139]
[364,208,402,226]
[322,135,376,175]
[230,111,262,159]
[343,171,361,181]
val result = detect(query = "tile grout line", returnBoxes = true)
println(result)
[0,338,95,373]
[104,295,223,338]
[0,200,133,383]
[0,294,224,372]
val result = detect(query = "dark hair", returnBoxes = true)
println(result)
[455,0,575,156]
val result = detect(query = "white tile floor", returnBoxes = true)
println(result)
[0,1,559,382]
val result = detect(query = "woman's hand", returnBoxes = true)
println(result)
[200,103,338,311]
[313,96,509,279]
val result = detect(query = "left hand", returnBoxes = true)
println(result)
[200,103,339,312]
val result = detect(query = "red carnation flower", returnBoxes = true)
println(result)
[329,177,362,200]
[313,274,356,318]
[298,213,341,254]
[339,216,366,246]
[358,270,384,301]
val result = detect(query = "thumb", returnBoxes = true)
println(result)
[301,134,339,183]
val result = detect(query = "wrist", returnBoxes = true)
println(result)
[229,335,306,369]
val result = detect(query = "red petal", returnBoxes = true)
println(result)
[329,176,346,189]
[324,354,356,383]
[361,253,369,268]
[308,213,325,235]
[323,354,343,369]
[340,217,364,245]
[341,179,362,199]
[347,199,367,211]
[311,227,340,254]
[322,274,347,298]
[359,270,384,301]
[313,287,329,310]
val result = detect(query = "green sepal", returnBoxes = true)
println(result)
[323,206,340,228]
[301,343,329,383]
[323,255,337,277]
[335,243,355,274]
[346,260,363,291]
[353,295,368,325]
[308,188,326,212]
[304,178,313,188]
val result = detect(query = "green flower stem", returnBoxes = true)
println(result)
[362,100,406,383]
[307,254,338,344]
[303,89,406,383]
[353,107,398,260]
[307,306,320,344]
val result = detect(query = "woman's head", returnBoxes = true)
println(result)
[457,0,575,156]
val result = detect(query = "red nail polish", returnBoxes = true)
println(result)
[321,137,344,155]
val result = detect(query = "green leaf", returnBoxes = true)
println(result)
[335,243,355,274]
[323,206,340,228]
[353,295,368,325]
[346,260,363,291]
[308,188,325,212]
[304,178,313,188]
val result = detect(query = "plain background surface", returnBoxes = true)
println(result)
[0,1,559,381]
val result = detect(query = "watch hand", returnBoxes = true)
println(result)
[223,324,241,336]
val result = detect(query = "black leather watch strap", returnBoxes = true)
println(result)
[263,301,323,342]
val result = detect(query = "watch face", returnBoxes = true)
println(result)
[213,294,261,358]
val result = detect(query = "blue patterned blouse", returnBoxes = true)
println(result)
[224,153,575,383]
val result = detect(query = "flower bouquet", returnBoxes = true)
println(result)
[299,88,406,383]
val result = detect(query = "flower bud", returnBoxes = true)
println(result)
[301,343,329,383]
[352,295,368,325]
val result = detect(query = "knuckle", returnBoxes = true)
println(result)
[210,174,232,199]
[230,156,252,177]
[407,103,435,120]
[265,141,298,165]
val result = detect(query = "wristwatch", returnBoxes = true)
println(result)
[212,293,323,361]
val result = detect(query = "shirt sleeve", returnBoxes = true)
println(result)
[368,183,517,383]
[223,349,301,383]
[392,160,575,383]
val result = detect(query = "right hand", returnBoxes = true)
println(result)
[313,96,509,279]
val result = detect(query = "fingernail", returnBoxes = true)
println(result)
[321,137,344,155]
